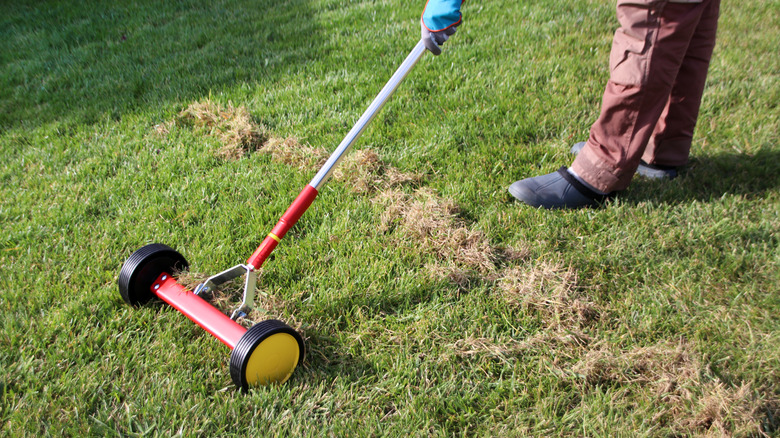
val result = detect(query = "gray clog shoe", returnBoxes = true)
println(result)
[508,166,611,209]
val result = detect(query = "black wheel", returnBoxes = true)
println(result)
[230,320,305,391]
[118,243,189,306]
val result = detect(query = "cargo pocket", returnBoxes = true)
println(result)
[609,29,650,86]
[609,1,661,86]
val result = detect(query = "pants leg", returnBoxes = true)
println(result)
[642,0,721,167]
[571,0,718,192]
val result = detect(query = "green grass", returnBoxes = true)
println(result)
[1,0,778,436]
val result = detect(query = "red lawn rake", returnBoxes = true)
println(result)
[118,39,431,391]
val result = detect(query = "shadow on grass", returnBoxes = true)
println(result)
[626,149,780,205]
[0,0,323,130]
[299,279,454,379]
[303,331,375,381]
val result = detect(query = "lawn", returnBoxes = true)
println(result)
[1,0,778,436]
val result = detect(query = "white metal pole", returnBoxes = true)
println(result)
[309,39,428,190]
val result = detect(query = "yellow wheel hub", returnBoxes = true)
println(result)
[231,319,305,391]
[244,332,301,386]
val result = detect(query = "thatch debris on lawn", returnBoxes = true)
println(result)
[163,99,423,192]
[424,262,472,290]
[451,336,522,358]
[573,339,700,390]
[333,149,383,193]
[259,136,328,170]
[375,188,501,275]
[373,185,532,293]
[449,331,592,360]
[332,149,423,193]
[174,99,269,160]
[572,340,775,437]
[153,123,170,136]
[497,261,599,329]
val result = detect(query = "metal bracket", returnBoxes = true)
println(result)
[194,264,259,321]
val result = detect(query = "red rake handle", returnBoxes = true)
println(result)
[246,184,318,269]
[152,273,247,349]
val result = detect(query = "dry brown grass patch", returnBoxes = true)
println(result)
[680,382,771,437]
[572,340,774,436]
[176,99,268,160]
[376,188,499,274]
[153,123,170,136]
[333,149,383,193]
[573,339,699,390]
[258,139,421,192]
[375,188,531,289]
[168,101,422,191]
[259,136,328,170]
[332,149,422,193]
[425,262,471,290]
[449,331,592,360]
[498,261,598,329]
[383,166,423,187]
[450,336,523,358]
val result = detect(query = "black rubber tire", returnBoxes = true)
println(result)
[230,320,305,391]
[117,243,189,306]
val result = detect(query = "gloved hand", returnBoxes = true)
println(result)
[421,0,463,55]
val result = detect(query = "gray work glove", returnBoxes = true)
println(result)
[420,0,462,55]
[421,25,458,55]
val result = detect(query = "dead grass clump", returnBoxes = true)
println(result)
[332,149,423,193]
[678,382,771,437]
[451,336,523,358]
[168,100,423,191]
[500,245,532,263]
[498,261,598,328]
[425,262,472,290]
[572,340,774,436]
[376,188,499,274]
[333,149,383,193]
[383,166,423,187]
[153,123,170,136]
[259,136,328,170]
[375,188,416,231]
[176,99,268,160]
[450,331,592,360]
[573,339,699,390]
[375,188,531,287]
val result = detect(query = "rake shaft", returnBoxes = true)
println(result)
[246,39,428,270]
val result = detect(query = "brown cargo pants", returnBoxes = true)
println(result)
[570,0,721,193]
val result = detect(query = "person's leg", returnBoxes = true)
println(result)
[642,0,721,167]
[570,0,714,193]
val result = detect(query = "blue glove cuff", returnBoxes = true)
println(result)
[421,0,462,32]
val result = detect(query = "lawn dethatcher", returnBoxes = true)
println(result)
[118,39,432,391]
